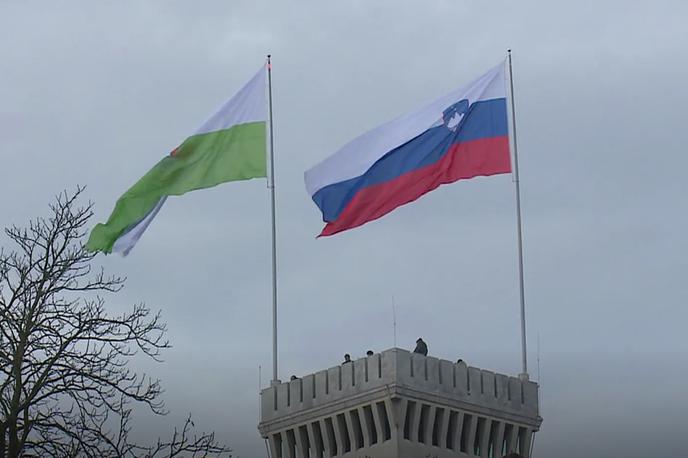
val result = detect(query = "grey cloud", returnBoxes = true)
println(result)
[2,1,687,456]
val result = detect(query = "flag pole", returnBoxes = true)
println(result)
[507,49,529,381]
[267,55,280,385]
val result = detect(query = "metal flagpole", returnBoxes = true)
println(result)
[267,55,280,385]
[507,49,529,381]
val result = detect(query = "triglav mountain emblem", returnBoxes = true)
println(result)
[442,99,470,131]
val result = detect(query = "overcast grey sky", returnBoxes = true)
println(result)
[2,1,687,456]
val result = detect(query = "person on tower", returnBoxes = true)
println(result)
[413,338,428,356]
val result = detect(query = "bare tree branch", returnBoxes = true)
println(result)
[0,188,231,458]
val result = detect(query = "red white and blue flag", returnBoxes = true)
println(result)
[305,61,511,236]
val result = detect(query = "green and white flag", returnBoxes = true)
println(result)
[87,66,267,255]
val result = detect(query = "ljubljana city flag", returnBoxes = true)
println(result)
[87,66,267,255]
[304,62,511,236]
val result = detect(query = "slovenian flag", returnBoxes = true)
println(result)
[87,65,267,255]
[305,61,511,236]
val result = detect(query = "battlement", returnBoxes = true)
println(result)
[261,348,539,427]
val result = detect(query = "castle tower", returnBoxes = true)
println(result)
[259,348,542,458]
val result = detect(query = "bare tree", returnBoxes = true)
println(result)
[0,188,230,457]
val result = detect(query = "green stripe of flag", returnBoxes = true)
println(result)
[88,65,267,255]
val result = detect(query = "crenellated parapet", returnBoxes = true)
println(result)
[261,348,538,424]
[259,348,542,458]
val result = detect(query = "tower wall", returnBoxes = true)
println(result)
[259,348,541,458]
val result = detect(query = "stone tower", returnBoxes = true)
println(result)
[258,348,542,458]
